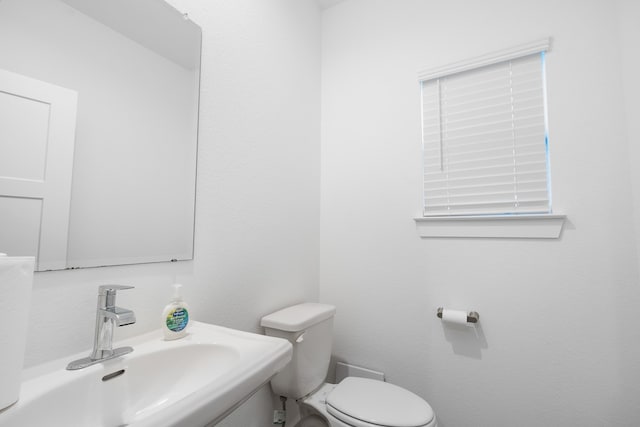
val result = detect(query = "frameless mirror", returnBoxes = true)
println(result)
[0,0,201,271]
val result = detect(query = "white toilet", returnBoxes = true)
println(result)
[261,303,437,427]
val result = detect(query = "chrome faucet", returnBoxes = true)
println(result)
[67,285,136,370]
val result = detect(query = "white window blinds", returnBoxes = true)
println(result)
[420,48,551,217]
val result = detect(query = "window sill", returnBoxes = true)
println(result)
[414,214,566,239]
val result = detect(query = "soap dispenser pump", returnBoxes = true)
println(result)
[162,284,190,340]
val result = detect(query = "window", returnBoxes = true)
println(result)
[419,40,551,217]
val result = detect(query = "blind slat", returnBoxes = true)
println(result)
[424,171,548,189]
[424,200,549,216]
[428,92,544,117]
[441,80,542,104]
[424,162,547,179]
[425,99,544,119]
[425,179,548,197]
[426,113,545,140]
[424,133,545,154]
[426,189,550,204]
[423,123,545,147]
[424,197,550,210]
[424,139,545,160]
[425,152,547,172]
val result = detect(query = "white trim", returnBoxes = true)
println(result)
[414,213,566,239]
[418,38,551,82]
[64,252,193,270]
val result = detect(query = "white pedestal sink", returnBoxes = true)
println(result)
[0,321,292,426]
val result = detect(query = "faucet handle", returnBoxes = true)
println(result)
[98,285,134,309]
[99,284,134,295]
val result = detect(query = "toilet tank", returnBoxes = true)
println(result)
[261,303,336,399]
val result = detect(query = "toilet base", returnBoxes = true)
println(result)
[294,414,328,427]
[294,383,335,427]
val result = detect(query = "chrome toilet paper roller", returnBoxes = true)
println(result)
[437,307,479,324]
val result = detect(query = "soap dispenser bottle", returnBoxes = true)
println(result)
[162,284,190,340]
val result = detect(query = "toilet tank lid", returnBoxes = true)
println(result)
[261,303,336,332]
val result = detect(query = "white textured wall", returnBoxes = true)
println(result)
[20,0,321,425]
[619,0,640,276]
[320,1,640,426]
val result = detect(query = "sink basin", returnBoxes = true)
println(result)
[0,321,292,426]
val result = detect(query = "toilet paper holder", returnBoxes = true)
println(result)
[436,307,480,324]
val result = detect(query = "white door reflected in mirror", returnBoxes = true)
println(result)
[0,69,77,271]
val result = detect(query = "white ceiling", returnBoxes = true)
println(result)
[317,0,347,10]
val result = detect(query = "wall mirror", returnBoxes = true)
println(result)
[0,0,201,271]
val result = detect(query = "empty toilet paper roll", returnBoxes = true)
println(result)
[0,255,35,411]
[441,309,469,325]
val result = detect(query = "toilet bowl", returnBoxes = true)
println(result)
[261,303,437,427]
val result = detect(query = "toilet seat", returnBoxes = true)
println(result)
[325,378,435,427]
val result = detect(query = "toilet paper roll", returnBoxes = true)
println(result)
[441,309,469,325]
[0,255,35,411]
